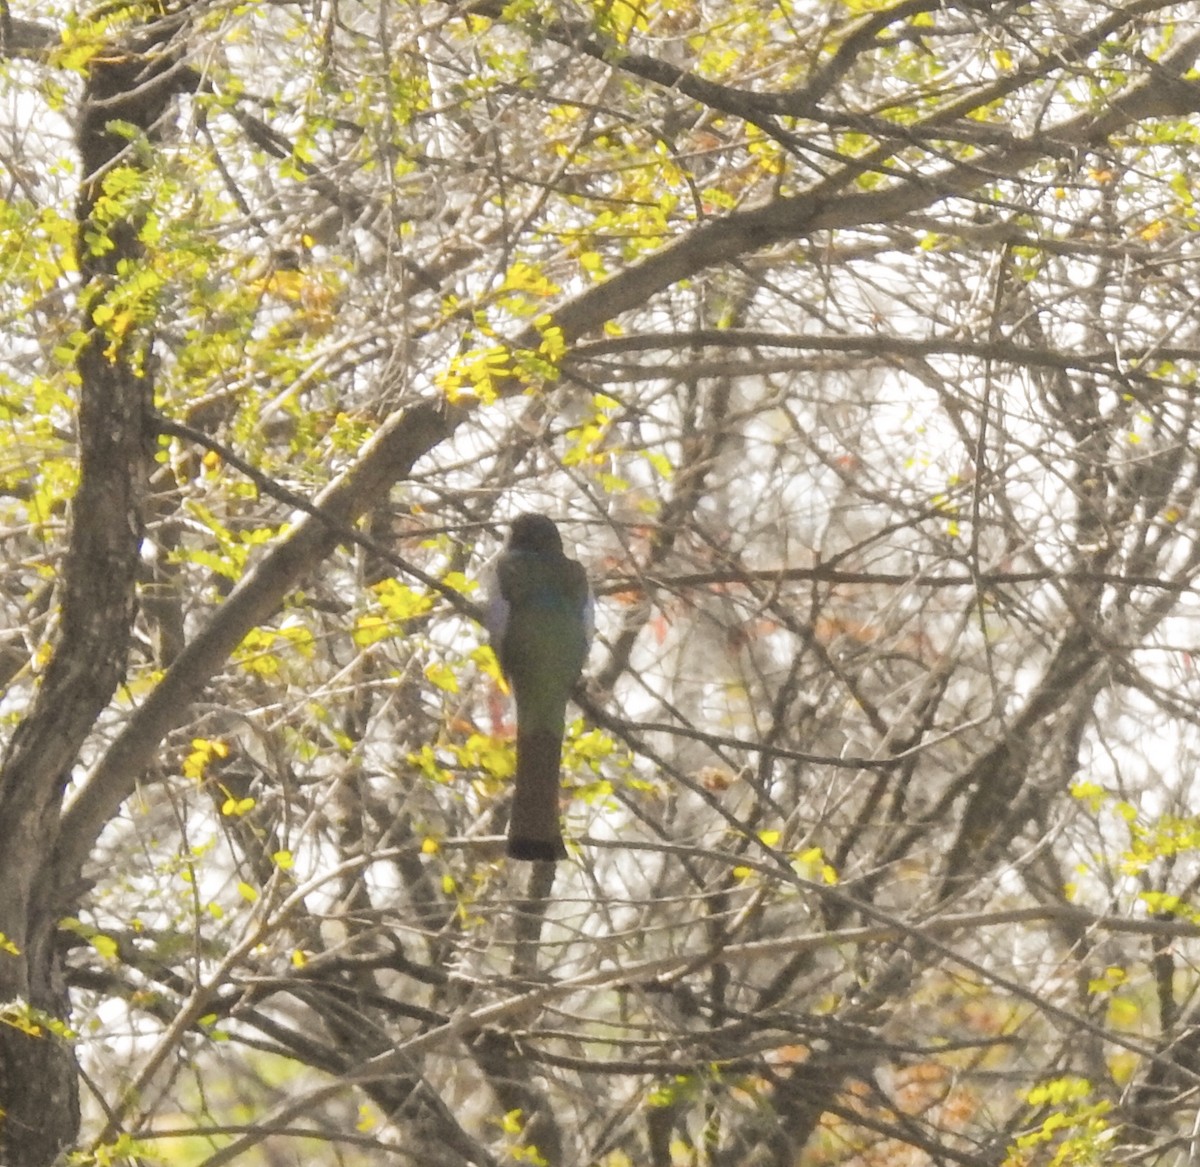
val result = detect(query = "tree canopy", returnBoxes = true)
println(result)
[5,1,1200,1164]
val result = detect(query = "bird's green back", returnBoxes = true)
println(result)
[496,551,589,733]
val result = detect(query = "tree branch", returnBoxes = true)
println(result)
[54,400,451,888]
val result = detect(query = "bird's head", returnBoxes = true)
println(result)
[508,513,564,553]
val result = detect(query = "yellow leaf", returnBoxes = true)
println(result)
[91,935,119,961]
[237,881,258,903]
[183,738,230,781]
[372,579,434,621]
[424,661,460,693]
[1070,780,1105,811]
[110,309,135,338]
[352,614,391,647]
[251,268,307,302]
[644,451,673,479]
[273,850,294,870]
[1108,1052,1138,1085]
[537,322,566,360]
[1107,995,1139,1027]
[1087,966,1126,993]
[499,261,559,296]
[471,644,504,682]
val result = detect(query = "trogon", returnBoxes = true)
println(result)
[485,514,592,861]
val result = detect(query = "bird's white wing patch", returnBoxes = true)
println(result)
[480,552,510,644]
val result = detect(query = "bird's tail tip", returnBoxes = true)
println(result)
[507,837,568,862]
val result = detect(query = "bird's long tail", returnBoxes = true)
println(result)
[508,729,568,861]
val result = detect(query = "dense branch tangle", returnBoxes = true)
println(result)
[1,1,1200,1165]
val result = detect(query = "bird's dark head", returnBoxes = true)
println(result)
[508,513,564,553]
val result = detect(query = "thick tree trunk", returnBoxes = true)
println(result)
[0,16,184,1162]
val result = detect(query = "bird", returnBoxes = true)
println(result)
[485,514,592,861]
